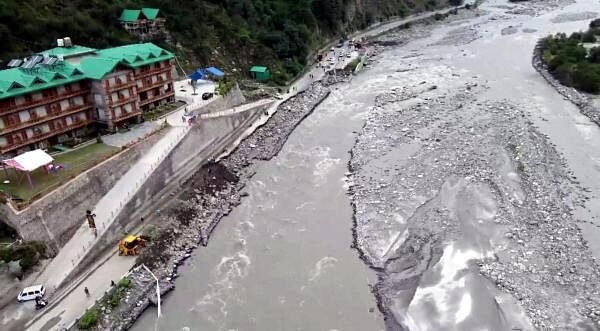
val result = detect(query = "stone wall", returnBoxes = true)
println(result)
[0,132,165,255]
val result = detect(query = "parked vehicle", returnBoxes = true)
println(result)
[202,92,214,100]
[17,285,45,302]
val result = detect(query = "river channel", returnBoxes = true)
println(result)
[134,0,600,330]
[133,70,387,330]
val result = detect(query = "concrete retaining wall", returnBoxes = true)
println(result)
[67,101,272,281]
[0,132,165,255]
[0,87,247,255]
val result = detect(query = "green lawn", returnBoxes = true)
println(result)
[0,143,121,206]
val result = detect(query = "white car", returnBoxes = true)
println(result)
[17,284,45,302]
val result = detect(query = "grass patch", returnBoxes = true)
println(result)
[0,143,120,206]
[78,308,99,330]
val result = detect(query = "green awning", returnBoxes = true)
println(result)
[250,66,269,73]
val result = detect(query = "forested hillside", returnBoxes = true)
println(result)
[0,0,453,83]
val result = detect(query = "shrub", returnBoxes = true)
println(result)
[541,30,600,94]
[117,277,131,288]
[583,30,596,43]
[109,289,121,308]
[0,241,46,270]
[589,47,600,63]
[216,78,237,96]
[78,308,98,330]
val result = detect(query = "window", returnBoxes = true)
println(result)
[36,106,46,117]
[60,100,69,110]
[18,111,30,123]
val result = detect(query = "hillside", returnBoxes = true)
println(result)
[0,0,454,84]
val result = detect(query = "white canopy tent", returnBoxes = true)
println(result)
[2,149,54,188]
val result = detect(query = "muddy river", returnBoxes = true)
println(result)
[134,0,600,330]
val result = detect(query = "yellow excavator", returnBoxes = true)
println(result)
[118,234,146,256]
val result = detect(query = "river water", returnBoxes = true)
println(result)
[133,72,388,330]
[133,0,600,330]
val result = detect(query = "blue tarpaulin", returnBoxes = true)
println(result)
[189,67,225,82]
[189,70,205,81]
[205,66,224,77]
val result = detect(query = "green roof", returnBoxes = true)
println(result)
[250,66,269,73]
[93,43,174,69]
[0,42,173,100]
[120,9,141,22]
[120,8,160,22]
[141,8,160,20]
[79,57,121,80]
[41,45,96,59]
[0,62,87,99]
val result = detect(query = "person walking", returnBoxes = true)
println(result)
[85,210,97,237]
[84,287,90,297]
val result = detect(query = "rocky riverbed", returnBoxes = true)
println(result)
[348,1,600,330]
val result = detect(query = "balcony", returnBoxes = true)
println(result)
[0,88,90,116]
[137,77,170,92]
[113,109,142,123]
[106,79,136,92]
[0,103,94,135]
[1,117,94,153]
[108,95,137,108]
[139,91,175,106]
[134,65,172,79]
